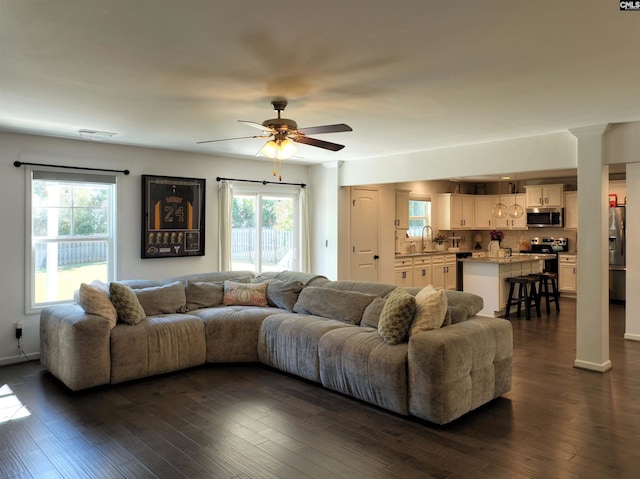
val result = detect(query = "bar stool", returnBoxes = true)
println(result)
[529,272,560,314]
[504,276,541,320]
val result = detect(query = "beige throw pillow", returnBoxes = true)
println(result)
[78,282,118,328]
[109,282,146,325]
[409,285,448,336]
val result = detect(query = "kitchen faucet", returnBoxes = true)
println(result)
[421,225,433,252]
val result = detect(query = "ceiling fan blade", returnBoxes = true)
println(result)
[238,120,276,133]
[197,135,265,144]
[296,123,353,135]
[294,136,345,151]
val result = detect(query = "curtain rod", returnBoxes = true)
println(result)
[216,176,306,188]
[14,161,130,175]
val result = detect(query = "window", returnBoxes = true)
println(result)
[27,170,116,312]
[407,195,432,237]
[231,189,299,273]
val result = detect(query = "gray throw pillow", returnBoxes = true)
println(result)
[264,280,305,311]
[377,288,417,345]
[293,286,377,325]
[361,297,386,328]
[109,282,146,325]
[185,280,224,310]
[134,281,187,316]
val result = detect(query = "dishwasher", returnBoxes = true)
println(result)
[456,252,472,291]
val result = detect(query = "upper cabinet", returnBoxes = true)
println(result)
[524,184,564,208]
[564,191,578,229]
[394,189,411,230]
[436,194,475,230]
[474,195,497,229]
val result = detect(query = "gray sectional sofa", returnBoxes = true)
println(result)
[39,270,512,425]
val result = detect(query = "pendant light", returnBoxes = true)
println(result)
[492,177,508,218]
[507,175,524,219]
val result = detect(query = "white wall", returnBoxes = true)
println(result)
[0,132,309,364]
[308,162,339,280]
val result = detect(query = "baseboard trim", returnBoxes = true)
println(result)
[574,359,612,373]
[0,352,40,367]
[624,333,640,342]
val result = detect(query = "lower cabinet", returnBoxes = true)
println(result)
[395,254,456,290]
[558,254,577,294]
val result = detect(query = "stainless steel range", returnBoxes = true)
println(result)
[526,237,568,273]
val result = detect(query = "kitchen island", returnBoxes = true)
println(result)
[460,254,556,317]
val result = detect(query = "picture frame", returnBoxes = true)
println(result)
[141,175,206,258]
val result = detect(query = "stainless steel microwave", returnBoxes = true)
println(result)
[526,208,564,228]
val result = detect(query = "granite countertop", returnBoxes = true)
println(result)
[395,251,466,258]
[459,253,557,264]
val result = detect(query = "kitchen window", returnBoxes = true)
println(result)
[26,169,117,312]
[408,195,432,237]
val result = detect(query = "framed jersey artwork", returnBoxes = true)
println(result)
[142,175,206,258]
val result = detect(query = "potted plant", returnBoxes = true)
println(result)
[488,230,504,257]
[433,233,448,251]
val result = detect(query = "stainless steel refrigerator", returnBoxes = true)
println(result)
[609,206,626,302]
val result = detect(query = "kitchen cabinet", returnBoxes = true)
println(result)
[394,257,414,287]
[394,190,411,230]
[524,184,564,208]
[564,191,578,229]
[436,194,475,230]
[431,254,457,290]
[474,195,497,229]
[495,194,527,229]
[413,256,432,288]
[558,254,577,294]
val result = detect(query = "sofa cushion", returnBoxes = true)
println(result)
[109,282,146,325]
[444,290,484,324]
[134,281,188,316]
[293,287,376,325]
[410,285,448,335]
[77,282,118,328]
[321,280,397,298]
[361,297,386,329]
[223,281,268,306]
[185,280,224,310]
[265,280,305,312]
[377,288,416,345]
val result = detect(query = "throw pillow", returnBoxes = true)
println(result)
[409,285,448,336]
[223,281,268,306]
[263,280,305,311]
[292,287,377,325]
[361,297,386,328]
[377,288,416,345]
[77,282,118,328]
[109,282,146,325]
[185,280,224,310]
[134,281,187,316]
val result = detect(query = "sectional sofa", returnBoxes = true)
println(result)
[39,270,512,425]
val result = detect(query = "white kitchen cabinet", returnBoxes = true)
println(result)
[474,195,497,229]
[564,191,578,229]
[395,190,411,230]
[524,184,564,208]
[413,256,432,288]
[430,254,456,290]
[394,257,414,287]
[558,254,577,294]
[497,194,528,229]
[436,194,475,230]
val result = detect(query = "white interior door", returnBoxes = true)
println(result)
[350,188,379,282]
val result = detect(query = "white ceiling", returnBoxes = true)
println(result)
[1,0,639,169]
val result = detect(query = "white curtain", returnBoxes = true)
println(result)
[300,186,311,273]
[218,181,233,271]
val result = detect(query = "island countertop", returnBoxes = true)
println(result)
[458,253,556,264]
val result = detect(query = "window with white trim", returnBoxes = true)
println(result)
[407,195,432,237]
[231,188,300,273]
[27,170,116,312]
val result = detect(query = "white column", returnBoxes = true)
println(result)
[624,162,640,340]
[571,125,611,372]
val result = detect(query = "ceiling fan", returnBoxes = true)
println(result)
[198,99,352,180]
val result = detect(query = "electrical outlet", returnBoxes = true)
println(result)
[15,321,23,339]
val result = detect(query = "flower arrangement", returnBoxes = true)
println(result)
[433,233,448,245]
[490,230,505,242]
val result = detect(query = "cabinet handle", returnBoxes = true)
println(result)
[422,269,426,276]
[402,271,407,279]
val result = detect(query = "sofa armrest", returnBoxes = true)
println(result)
[40,304,112,391]
[407,317,512,424]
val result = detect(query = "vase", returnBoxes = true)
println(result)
[488,240,501,258]
[435,243,446,251]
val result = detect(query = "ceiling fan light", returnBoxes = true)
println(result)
[276,139,297,159]
[260,140,279,159]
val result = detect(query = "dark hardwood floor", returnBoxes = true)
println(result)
[1,300,638,479]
